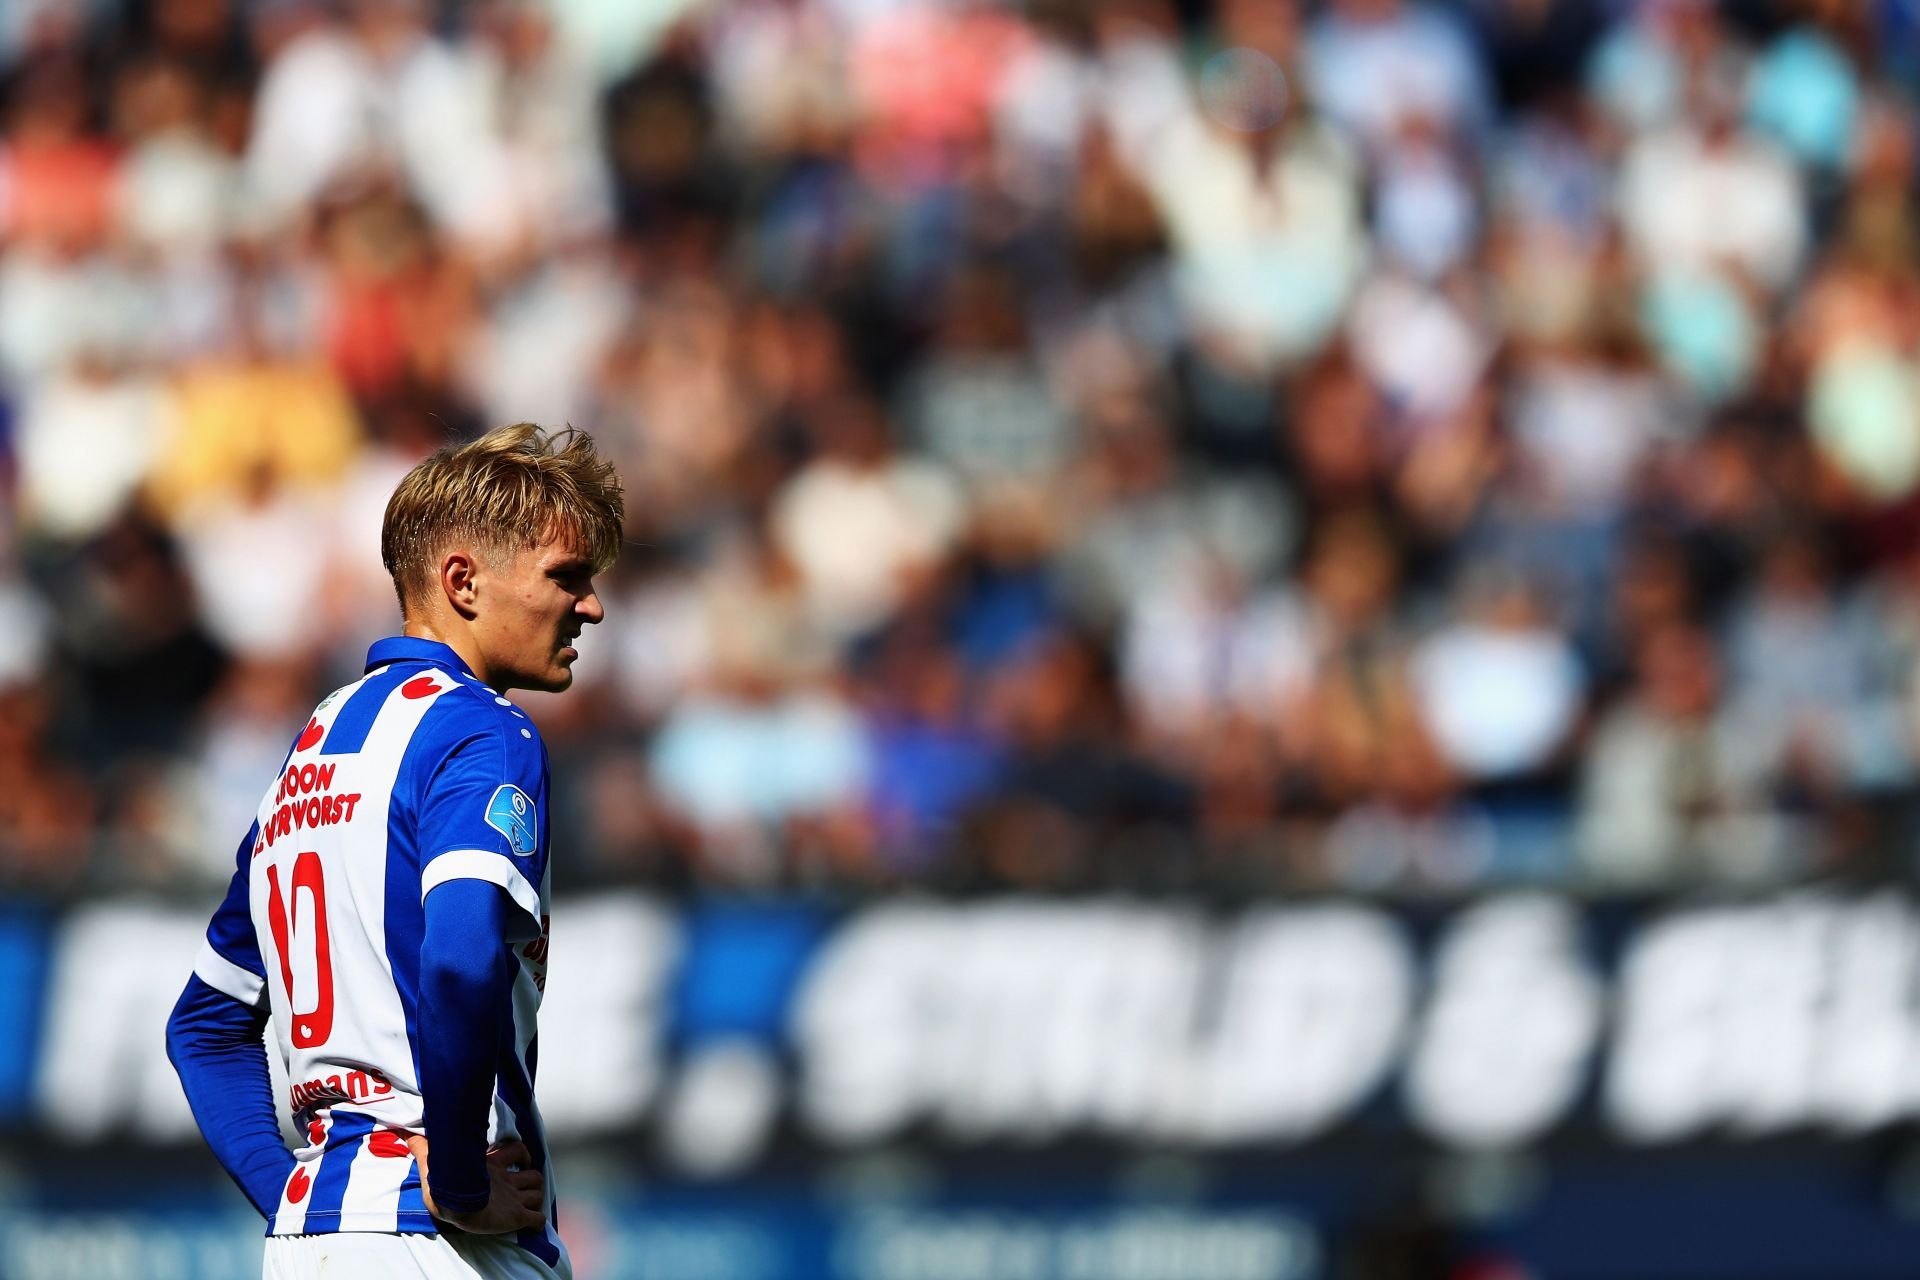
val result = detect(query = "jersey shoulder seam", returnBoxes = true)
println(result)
[398,679,535,816]
[435,679,541,744]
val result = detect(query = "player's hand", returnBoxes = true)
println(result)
[405,1134,546,1234]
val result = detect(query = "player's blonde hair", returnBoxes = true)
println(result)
[381,423,625,617]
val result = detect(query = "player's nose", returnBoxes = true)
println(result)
[576,588,605,625]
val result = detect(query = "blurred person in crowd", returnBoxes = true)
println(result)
[945,484,1063,672]
[1482,315,1673,637]
[144,259,361,524]
[1321,669,1495,892]
[1103,0,1367,371]
[111,50,246,271]
[317,181,478,413]
[0,53,118,257]
[0,1,89,62]
[1797,158,1920,507]
[772,393,965,641]
[1617,38,1807,298]
[1576,620,1773,886]
[172,456,339,663]
[859,611,1004,876]
[1466,0,1607,114]
[648,516,872,884]
[570,741,693,888]
[1586,0,1728,140]
[246,0,533,252]
[1346,270,1495,431]
[603,24,737,239]
[12,338,174,546]
[846,489,1058,771]
[1370,111,1481,282]
[0,547,84,884]
[1118,501,1393,768]
[0,49,175,502]
[704,0,851,187]
[1504,321,1672,534]
[1282,346,1395,516]
[1648,419,1788,619]
[62,506,229,761]
[1721,530,1903,809]
[647,616,872,885]
[1409,567,1585,877]
[464,227,629,442]
[1745,0,1865,188]
[969,627,1191,889]
[1249,512,1482,884]
[1390,379,1505,561]
[582,277,749,537]
[1063,392,1292,637]
[844,0,1030,195]
[1058,124,1172,330]
[463,0,614,255]
[1593,531,1699,686]
[1306,0,1491,159]
[1848,83,1920,250]
[599,548,720,729]
[0,681,97,887]
[1121,545,1299,760]
[0,558,51,688]
[1486,90,1612,341]
[898,263,1074,495]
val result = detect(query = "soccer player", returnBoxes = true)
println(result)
[165,424,623,1279]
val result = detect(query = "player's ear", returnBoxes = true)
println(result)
[440,550,480,619]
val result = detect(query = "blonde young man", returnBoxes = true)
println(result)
[166,425,622,1279]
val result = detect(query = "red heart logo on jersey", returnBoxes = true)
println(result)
[286,1167,311,1204]
[369,1129,411,1159]
[295,718,324,751]
[307,1118,326,1147]
[401,676,440,700]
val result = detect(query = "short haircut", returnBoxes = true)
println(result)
[381,423,625,617]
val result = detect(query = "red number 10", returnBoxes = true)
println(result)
[267,851,335,1048]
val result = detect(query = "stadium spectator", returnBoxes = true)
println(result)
[5,0,1920,897]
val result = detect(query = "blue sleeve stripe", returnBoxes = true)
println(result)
[321,667,416,757]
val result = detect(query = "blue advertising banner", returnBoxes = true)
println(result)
[9,889,1920,1278]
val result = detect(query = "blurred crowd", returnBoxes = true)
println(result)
[4,0,1920,897]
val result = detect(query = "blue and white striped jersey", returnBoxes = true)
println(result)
[190,637,564,1273]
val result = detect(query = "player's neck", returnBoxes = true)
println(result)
[401,617,494,688]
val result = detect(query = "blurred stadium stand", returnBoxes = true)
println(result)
[6,0,1920,1276]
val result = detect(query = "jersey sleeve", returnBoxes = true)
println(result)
[192,821,268,1009]
[173,820,289,1218]
[415,713,549,938]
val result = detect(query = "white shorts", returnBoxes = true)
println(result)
[263,1232,570,1280]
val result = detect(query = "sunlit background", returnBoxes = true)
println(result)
[4,0,1920,1276]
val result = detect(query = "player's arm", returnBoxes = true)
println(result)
[166,977,291,1218]
[410,717,552,1231]
[413,877,545,1232]
[164,822,295,1219]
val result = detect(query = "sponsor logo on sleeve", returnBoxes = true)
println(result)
[486,784,538,856]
